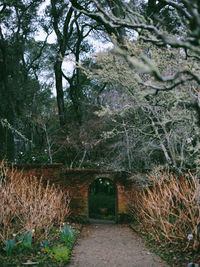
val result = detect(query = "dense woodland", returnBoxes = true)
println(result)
[0,0,199,173]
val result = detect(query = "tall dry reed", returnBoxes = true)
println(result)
[129,169,200,252]
[0,161,70,244]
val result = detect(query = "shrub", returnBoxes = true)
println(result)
[45,245,70,263]
[129,169,200,252]
[0,161,71,247]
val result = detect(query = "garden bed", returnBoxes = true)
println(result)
[0,223,81,266]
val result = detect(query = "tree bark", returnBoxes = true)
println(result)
[54,59,66,127]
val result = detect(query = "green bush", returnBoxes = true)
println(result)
[46,245,70,263]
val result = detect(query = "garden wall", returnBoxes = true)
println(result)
[14,164,148,222]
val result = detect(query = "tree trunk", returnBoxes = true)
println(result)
[0,37,15,160]
[54,59,66,127]
[106,0,125,45]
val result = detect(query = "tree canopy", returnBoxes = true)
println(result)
[0,0,199,174]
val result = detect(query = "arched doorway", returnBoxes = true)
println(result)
[88,178,117,221]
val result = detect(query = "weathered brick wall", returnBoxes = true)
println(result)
[15,164,141,222]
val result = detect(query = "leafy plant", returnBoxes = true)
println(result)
[45,245,70,263]
[52,246,70,263]
[3,239,16,256]
[40,239,50,248]
[18,231,32,250]
[60,225,75,243]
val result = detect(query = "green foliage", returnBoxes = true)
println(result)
[60,225,75,244]
[85,41,199,172]
[2,231,33,256]
[0,0,55,162]
[1,0,199,173]
[45,245,70,263]
[49,226,56,233]
[3,239,16,256]
[17,150,50,164]
[1,222,79,265]
[40,239,50,248]
[18,231,32,250]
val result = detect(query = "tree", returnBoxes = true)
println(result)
[0,0,52,160]
[48,0,74,126]
[69,0,200,172]
[47,0,97,126]
[83,41,199,171]
[69,0,200,105]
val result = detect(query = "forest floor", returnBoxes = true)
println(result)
[68,223,169,267]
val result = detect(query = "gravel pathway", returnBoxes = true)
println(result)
[68,223,169,267]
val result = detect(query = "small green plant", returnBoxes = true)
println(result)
[52,246,70,263]
[45,245,70,263]
[40,239,50,248]
[60,224,75,243]
[18,231,32,250]
[50,226,56,233]
[3,239,16,256]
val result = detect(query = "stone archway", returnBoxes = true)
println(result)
[88,177,118,222]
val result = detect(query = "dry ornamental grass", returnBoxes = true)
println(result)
[129,169,200,252]
[0,161,71,244]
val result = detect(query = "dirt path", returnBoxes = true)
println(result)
[69,223,169,267]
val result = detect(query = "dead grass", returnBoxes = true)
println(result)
[0,161,71,244]
[129,168,200,252]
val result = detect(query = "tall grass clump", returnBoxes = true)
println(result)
[130,168,200,252]
[0,161,71,245]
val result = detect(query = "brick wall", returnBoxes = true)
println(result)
[15,164,141,222]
